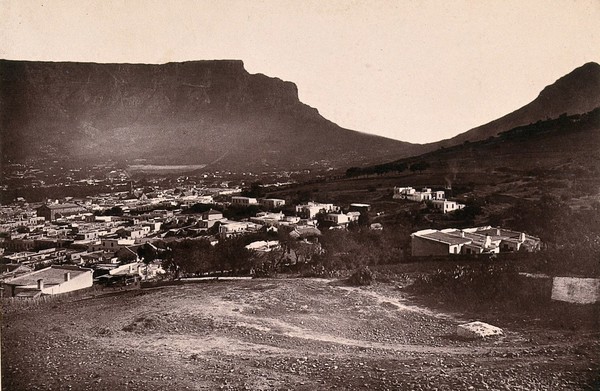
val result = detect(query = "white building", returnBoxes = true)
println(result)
[218,220,260,237]
[250,212,285,226]
[88,238,136,252]
[393,187,445,201]
[2,265,93,298]
[410,226,541,257]
[245,240,280,252]
[260,198,286,209]
[431,199,465,213]
[231,196,259,206]
[323,212,359,226]
[295,202,339,219]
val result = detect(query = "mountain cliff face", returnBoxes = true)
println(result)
[434,62,600,147]
[0,60,420,170]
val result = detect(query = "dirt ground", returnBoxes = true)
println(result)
[2,278,599,390]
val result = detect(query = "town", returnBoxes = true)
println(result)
[0,176,541,298]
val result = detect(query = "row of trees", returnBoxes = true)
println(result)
[345,161,430,178]
[131,223,410,279]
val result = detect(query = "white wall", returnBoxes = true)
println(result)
[551,277,600,304]
[41,271,93,295]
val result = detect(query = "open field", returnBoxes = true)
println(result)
[2,278,599,390]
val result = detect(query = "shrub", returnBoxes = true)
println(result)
[409,261,529,309]
[348,266,374,286]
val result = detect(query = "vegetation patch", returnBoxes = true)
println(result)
[347,266,374,286]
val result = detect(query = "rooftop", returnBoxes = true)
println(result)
[5,265,92,286]
[420,231,472,246]
[39,203,83,210]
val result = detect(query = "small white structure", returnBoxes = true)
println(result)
[456,321,503,339]
[295,202,339,219]
[88,238,136,252]
[231,196,258,206]
[324,213,351,226]
[431,199,465,214]
[260,198,286,209]
[393,187,416,199]
[551,277,600,304]
[202,209,223,221]
[245,240,280,253]
[250,211,285,227]
[109,262,142,277]
[218,220,260,237]
[393,186,445,202]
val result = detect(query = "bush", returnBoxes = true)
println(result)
[348,266,374,286]
[408,261,530,310]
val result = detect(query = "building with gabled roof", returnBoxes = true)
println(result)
[36,203,86,221]
[2,265,93,298]
[410,226,540,256]
[202,209,224,221]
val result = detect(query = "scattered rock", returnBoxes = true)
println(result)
[456,321,503,339]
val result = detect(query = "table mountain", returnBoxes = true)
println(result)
[0,60,422,170]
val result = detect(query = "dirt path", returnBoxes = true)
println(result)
[336,284,453,319]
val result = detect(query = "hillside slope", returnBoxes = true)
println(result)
[434,62,600,147]
[346,108,600,178]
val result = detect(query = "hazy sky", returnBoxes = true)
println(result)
[1,0,599,143]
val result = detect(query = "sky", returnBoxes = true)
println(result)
[1,0,599,144]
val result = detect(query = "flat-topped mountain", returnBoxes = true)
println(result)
[0,60,422,170]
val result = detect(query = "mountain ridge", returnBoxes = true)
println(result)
[2,59,599,171]
[0,59,422,170]
[431,62,600,147]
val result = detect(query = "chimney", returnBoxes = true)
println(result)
[460,231,465,238]
[64,272,71,282]
[496,228,501,236]
[37,278,44,290]
[519,232,526,242]
[484,235,492,248]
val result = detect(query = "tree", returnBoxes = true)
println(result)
[137,243,158,279]
[315,212,334,230]
[116,248,138,264]
[214,237,252,275]
[241,182,266,198]
[16,226,30,234]
[345,167,361,177]
[163,238,215,277]
[409,161,430,173]
[183,203,218,214]
[104,206,124,216]
[358,211,370,227]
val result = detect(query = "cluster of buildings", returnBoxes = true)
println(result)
[411,226,541,256]
[0,186,374,297]
[0,176,543,298]
[393,185,540,257]
[393,186,465,214]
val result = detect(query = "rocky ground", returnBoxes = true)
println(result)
[2,278,599,390]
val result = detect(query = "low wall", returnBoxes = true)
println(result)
[551,277,600,304]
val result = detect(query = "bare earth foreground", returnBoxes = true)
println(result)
[2,279,599,390]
